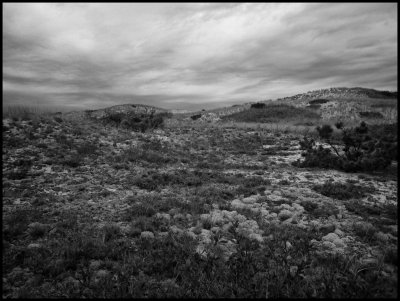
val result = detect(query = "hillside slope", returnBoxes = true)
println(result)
[212,87,397,124]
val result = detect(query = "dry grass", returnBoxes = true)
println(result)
[3,105,56,121]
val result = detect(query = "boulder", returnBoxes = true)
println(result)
[140,231,155,239]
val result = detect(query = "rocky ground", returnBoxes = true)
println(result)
[2,114,398,298]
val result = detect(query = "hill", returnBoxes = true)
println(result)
[64,103,169,120]
[212,87,397,124]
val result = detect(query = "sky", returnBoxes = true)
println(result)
[2,3,398,111]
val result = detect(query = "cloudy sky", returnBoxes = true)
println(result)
[3,3,397,111]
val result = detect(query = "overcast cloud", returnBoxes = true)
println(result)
[2,3,397,111]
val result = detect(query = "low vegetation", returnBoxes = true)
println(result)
[99,111,171,132]
[2,102,397,298]
[221,104,320,123]
[309,99,330,105]
[359,111,384,119]
[312,181,375,200]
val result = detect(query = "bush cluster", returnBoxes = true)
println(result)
[222,104,320,123]
[359,111,383,119]
[308,99,330,105]
[250,102,266,109]
[101,111,170,132]
[293,122,397,172]
[190,114,202,120]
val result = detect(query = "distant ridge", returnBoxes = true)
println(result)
[63,87,397,123]
[187,87,397,123]
[277,87,397,103]
[64,103,169,120]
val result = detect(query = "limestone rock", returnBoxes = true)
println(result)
[140,231,155,239]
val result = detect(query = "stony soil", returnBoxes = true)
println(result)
[2,115,398,298]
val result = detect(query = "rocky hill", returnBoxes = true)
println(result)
[277,87,397,102]
[64,104,169,121]
[275,87,397,122]
[191,87,397,123]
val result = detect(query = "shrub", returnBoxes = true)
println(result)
[191,114,202,120]
[100,111,168,132]
[353,221,378,242]
[359,111,383,119]
[28,222,48,239]
[309,99,330,105]
[53,116,63,123]
[76,142,97,156]
[308,104,321,110]
[250,102,266,109]
[293,122,396,172]
[61,154,82,168]
[102,223,122,242]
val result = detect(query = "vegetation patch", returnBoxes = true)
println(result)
[250,102,266,109]
[99,111,171,132]
[221,104,320,123]
[293,122,397,172]
[309,99,330,105]
[312,181,375,200]
[190,114,202,120]
[359,111,383,119]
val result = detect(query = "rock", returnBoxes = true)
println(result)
[63,276,80,288]
[374,231,389,242]
[334,228,345,237]
[93,270,109,284]
[322,232,340,243]
[292,203,305,212]
[185,231,197,240]
[242,195,259,204]
[212,203,219,209]
[361,257,379,266]
[322,241,336,249]
[140,231,154,239]
[89,260,102,270]
[173,213,185,221]
[211,226,220,234]
[260,208,270,217]
[289,265,298,277]
[200,213,210,223]
[222,222,233,232]
[195,244,207,258]
[280,203,292,210]
[286,241,293,250]
[27,243,42,249]
[332,238,345,248]
[169,225,184,236]
[155,212,171,221]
